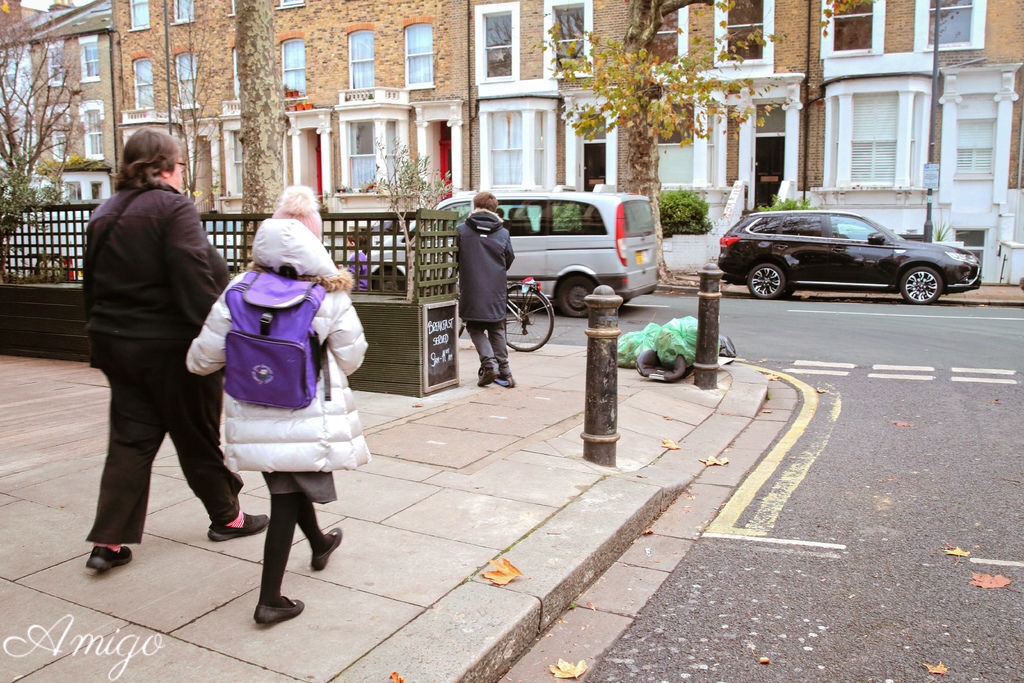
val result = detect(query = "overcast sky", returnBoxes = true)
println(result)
[22,0,90,9]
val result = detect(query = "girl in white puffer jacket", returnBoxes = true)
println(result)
[187,186,369,626]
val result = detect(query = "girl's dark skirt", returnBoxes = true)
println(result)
[261,471,337,504]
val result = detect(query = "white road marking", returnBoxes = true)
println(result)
[873,364,935,371]
[785,369,850,376]
[534,396,551,400]
[426,440,447,445]
[794,360,857,368]
[868,373,935,380]
[625,303,671,308]
[969,557,1024,568]
[702,532,847,550]
[951,377,1018,385]
[489,415,509,420]
[789,309,1024,321]
[952,367,1016,375]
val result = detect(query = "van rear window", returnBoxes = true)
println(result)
[621,200,654,236]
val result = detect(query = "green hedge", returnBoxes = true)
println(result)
[758,196,817,211]
[660,189,713,236]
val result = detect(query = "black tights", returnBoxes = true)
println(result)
[259,492,328,607]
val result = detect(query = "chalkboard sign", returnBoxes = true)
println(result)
[422,300,459,393]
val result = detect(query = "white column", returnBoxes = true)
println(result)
[738,115,754,209]
[605,125,618,190]
[289,121,303,186]
[993,79,1018,210]
[938,90,960,204]
[544,108,557,190]
[836,94,853,186]
[373,119,386,182]
[563,96,578,189]
[223,130,236,196]
[449,114,464,191]
[414,106,428,158]
[479,110,492,189]
[521,108,536,189]
[714,114,727,188]
[338,120,350,189]
[783,99,802,187]
[895,90,915,187]
[317,114,332,199]
[692,105,708,188]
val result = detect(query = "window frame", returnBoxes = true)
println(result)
[405,23,434,88]
[475,2,520,85]
[133,57,154,109]
[47,43,65,86]
[349,120,377,189]
[80,100,104,159]
[130,0,149,29]
[821,0,885,56]
[349,31,375,90]
[850,92,898,185]
[955,119,995,176]
[175,52,197,110]
[79,36,100,82]
[282,39,306,96]
[713,0,775,69]
[914,0,986,51]
[650,7,689,64]
[490,110,523,186]
[174,0,194,24]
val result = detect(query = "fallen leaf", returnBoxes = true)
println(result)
[586,601,596,610]
[483,558,523,586]
[945,547,970,557]
[662,439,680,450]
[989,399,1000,404]
[699,455,729,467]
[411,403,424,408]
[550,659,587,679]
[893,421,913,427]
[759,657,770,664]
[761,409,773,414]
[923,661,948,675]
[765,374,780,381]
[642,527,654,535]
[816,387,827,394]
[390,673,405,683]
[969,572,1011,589]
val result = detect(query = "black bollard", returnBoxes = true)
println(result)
[581,285,622,466]
[694,261,723,390]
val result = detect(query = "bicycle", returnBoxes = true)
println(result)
[458,277,555,352]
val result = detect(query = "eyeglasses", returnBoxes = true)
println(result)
[176,162,185,168]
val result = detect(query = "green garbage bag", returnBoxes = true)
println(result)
[655,316,699,366]
[617,322,661,367]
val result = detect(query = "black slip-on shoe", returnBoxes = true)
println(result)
[311,528,343,571]
[207,512,269,542]
[254,597,305,625]
[86,546,132,572]
[477,366,497,387]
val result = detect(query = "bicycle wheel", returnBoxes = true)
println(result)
[506,285,554,352]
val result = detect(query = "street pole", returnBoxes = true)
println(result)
[923,1,940,242]
[694,262,723,390]
[163,0,173,135]
[581,285,621,467]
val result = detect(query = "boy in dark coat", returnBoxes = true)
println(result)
[457,192,516,387]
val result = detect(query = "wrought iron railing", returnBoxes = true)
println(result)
[3,203,458,301]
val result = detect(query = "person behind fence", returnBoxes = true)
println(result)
[457,191,516,388]
[187,185,370,626]
[81,129,268,574]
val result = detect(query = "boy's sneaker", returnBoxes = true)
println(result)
[478,365,496,387]
[495,372,516,388]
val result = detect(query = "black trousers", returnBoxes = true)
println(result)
[87,333,242,545]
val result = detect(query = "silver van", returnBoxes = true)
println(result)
[437,191,658,316]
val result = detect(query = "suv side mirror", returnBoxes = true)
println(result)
[867,232,887,245]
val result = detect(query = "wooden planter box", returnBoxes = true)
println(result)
[0,285,458,398]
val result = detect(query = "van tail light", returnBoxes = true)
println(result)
[615,204,627,266]
[720,236,741,248]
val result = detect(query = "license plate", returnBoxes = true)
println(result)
[636,250,645,265]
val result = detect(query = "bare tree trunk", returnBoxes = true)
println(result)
[235,0,283,214]
[622,114,669,279]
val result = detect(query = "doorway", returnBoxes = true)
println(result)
[754,104,785,208]
[582,123,606,191]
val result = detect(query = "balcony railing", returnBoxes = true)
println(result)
[337,87,409,106]
[121,108,174,125]
[221,100,241,116]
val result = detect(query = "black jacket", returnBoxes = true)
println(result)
[84,186,228,341]
[456,210,515,322]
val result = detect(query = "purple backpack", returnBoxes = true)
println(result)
[224,271,328,410]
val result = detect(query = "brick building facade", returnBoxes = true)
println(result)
[108,0,1022,282]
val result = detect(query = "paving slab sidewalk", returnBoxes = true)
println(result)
[0,342,775,682]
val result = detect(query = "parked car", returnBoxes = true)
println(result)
[437,191,658,316]
[717,210,981,304]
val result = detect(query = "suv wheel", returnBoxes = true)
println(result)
[746,263,787,299]
[900,266,942,305]
[555,275,595,317]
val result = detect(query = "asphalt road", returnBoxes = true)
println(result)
[539,294,1024,681]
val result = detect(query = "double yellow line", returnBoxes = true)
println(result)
[705,367,841,537]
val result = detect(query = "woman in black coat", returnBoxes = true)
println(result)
[82,129,267,572]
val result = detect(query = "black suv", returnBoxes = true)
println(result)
[717,211,981,304]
